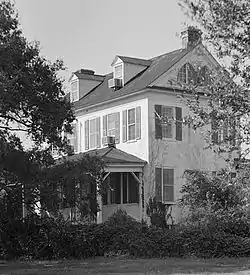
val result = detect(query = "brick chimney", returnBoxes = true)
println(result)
[181,26,202,49]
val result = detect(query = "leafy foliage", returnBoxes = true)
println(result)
[180,170,247,211]
[1,210,249,260]
[39,154,105,221]
[146,197,174,228]
[0,0,75,222]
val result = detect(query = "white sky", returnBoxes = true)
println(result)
[15,0,190,84]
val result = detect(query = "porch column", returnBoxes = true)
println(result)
[139,172,144,221]
[97,193,102,224]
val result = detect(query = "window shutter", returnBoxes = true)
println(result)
[135,106,141,140]
[96,117,101,148]
[122,110,127,142]
[155,168,162,201]
[211,118,219,144]
[115,112,120,144]
[155,105,162,139]
[102,115,108,145]
[175,107,182,141]
[84,120,89,150]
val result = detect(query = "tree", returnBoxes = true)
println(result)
[0,1,74,220]
[0,1,74,148]
[177,1,250,167]
[40,154,105,223]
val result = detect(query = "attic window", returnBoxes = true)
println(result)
[177,63,196,84]
[114,64,123,79]
[71,80,79,102]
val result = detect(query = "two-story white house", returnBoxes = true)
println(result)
[65,28,226,223]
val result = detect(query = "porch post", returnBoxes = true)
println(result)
[139,172,144,221]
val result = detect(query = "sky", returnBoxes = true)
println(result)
[14,0,190,87]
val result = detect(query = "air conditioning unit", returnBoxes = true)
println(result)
[102,136,116,147]
[108,78,123,89]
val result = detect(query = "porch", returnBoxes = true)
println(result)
[95,147,146,223]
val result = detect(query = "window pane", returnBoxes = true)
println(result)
[115,65,122,78]
[90,119,96,133]
[108,113,116,136]
[128,124,135,140]
[163,169,174,186]
[128,173,139,203]
[71,81,77,91]
[163,169,174,202]
[163,186,174,201]
[178,65,187,83]
[128,108,135,124]
[162,106,173,119]
[162,124,172,138]
[122,173,128,204]
[110,173,121,204]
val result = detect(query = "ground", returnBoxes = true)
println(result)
[0,257,250,275]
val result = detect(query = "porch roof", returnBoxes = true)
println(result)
[61,147,146,167]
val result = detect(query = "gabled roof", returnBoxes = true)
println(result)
[74,47,192,110]
[57,147,146,166]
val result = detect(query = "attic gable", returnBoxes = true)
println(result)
[150,44,221,88]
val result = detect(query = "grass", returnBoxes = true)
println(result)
[0,257,250,275]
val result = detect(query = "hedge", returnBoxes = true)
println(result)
[0,211,249,260]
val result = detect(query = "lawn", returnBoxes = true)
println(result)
[0,257,250,275]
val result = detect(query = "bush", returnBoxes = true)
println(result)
[1,209,249,260]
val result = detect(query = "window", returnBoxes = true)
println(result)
[155,168,174,202]
[70,80,79,102]
[114,64,123,79]
[155,105,182,141]
[66,123,79,153]
[85,117,101,150]
[197,66,210,84]
[103,172,139,205]
[211,117,236,146]
[122,107,141,142]
[102,112,120,145]
[128,108,135,140]
[177,63,196,84]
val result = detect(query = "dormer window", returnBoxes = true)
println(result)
[70,80,79,102]
[114,64,123,79]
[177,63,196,84]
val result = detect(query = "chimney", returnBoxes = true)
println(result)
[181,26,202,49]
[77,69,95,75]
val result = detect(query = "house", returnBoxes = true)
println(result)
[64,27,230,223]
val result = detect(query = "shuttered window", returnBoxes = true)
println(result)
[211,117,236,146]
[84,117,101,150]
[155,105,182,141]
[122,106,141,142]
[102,112,120,145]
[155,167,174,202]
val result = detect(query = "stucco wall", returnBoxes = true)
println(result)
[147,90,225,222]
[77,96,149,162]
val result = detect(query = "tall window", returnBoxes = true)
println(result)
[155,105,182,141]
[155,168,174,202]
[66,123,78,153]
[102,112,120,145]
[114,64,123,79]
[71,80,78,102]
[177,63,196,84]
[128,108,136,140]
[85,117,101,150]
[122,107,141,142]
